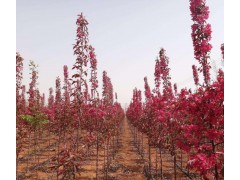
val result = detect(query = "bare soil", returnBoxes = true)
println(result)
[17,118,199,179]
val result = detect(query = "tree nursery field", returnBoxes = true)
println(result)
[16,0,223,179]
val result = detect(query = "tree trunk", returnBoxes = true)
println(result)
[57,128,61,180]
[159,145,163,180]
[148,138,151,178]
[180,149,183,168]
[113,136,115,160]
[174,154,177,180]
[212,140,219,180]
[106,138,109,180]
[156,147,158,179]
[142,132,144,158]
[96,132,99,180]
[27,131,32,173]
[104,141,106,178]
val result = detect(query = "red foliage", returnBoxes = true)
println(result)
[192,65,199,86]
[190,0,212,85]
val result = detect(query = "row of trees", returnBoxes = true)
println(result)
[126,0,224,179]
[16,13,124,179]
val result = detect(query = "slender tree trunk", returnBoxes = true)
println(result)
[36,129,40,180]
[16,157,18,180]
[106,138,109,180]
[27,131,32,173]
[37,129,40,165]
[159,145,163,180]
[76,118,80,152]
[136,128,139,149]
[34,129,38,179]
[48,124,50,160]
[148,137,151,178]
[76,105,82,153]
[47,125,51,180]
[173,151,177,180]
[138,130,141,152]
[113,136,115,160]
[96,132,99,180]
[180,149,183,169]
[156,147,158,179]
[34,130,36,163]
[116,131,119,147]
[212,140,219,180]
[57,127,61,180]
[142,132,144,158]
[133,127,135,145]
[215,164,219,180]
[104,141,106,178]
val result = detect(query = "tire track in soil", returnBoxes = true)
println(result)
[107,118,146,180]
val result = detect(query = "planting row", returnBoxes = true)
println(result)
[16,13,124,179]
[126,0,224,179]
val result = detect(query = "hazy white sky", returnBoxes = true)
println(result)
[17,0,223,106]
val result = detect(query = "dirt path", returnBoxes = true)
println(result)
[107,118,146,179]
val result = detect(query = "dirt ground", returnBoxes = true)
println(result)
[102,117,146,180]
[17,118,199,179]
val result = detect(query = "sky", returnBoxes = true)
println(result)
[17,0,224,107]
